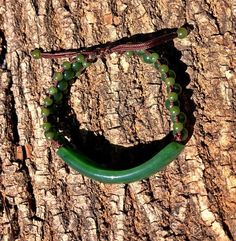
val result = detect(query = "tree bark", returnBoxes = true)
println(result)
[0,0,235,240]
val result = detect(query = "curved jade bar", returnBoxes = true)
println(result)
[57,141,184,184]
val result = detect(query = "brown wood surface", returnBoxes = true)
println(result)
[0,0,235,240]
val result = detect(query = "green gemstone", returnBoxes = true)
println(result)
[150,53,159,63]
[172,83,182,94]
[48,86,58,95]
[41,107,51,117]
[178,112,187,123]
[170,106,180,116]
[142,54,152,64]
[44,97,53,106]
[76,54,85,63]
[159,64,169,73]
[161,73,167,81]
[82,62,91,68]
[44,130,56,140]
[62,61,72,70]
[57,81,68,91]
[181,128,188,141]
[154,62,161,69]
[136,50,145,56]
[165,77,175,87]
[168,92,178,102]
[76,71,81,77]
[177,27,188,39]
[53,92,63,103]
[72,61,83,72]
[165,100,180,110]
[168,69,176,78]
[125,51,134,57]
[42,122,52,131]
[53,72,63,81]
[173,122,184,133]
[31,48,42,59]
[63,69,75,81]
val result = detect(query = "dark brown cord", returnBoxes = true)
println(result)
[41,31,178,59]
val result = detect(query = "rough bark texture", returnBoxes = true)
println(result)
[0,0,235,240]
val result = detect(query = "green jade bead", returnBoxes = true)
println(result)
[181,128,188,141]
[63,69,75,81]
[165,77,175,87]
[62,61,72,70]
[48,86,58,95]
[165,99,180,110]
[177,27,188,39]
[76,54,85,63]
[57,81,68,91]
[150,53,159,63]
[171,112,187,123]
[53,92,63,103]
[42,122,52,131]
[41,107,51,117]
[142,54,152,63]
[53,72,63,81]
[173,122,184,133]
[82,61,91,68]
[45,130,56,140]
[136,50,145,56]
[44,97,53,106]
[72,61,83,72]
[31,49,42,59]
[170,106,180,116]
[159,64,169,73]
[168,69,176,78]
[168,92,178,102]
[125,51,134,57]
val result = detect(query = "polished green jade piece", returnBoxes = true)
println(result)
[57,141,185,184]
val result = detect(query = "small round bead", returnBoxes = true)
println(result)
[150,53,159,63]
[168,69,176,78]
[82,62,91,68]
[57,81,68,91]
[63,69,75,81]
[172,83,182,94]
[53,92,63,103]
[165,77,175,87]
[161,73,167,81]
[48,86,58,95]
[181,128,189,141]
[173,122,184,133]
[171,112,187,123]
[177,27,188,39]
[53,72,63,81]
[42,122,52,131]
[76,54,85,63]
[154,62,161,69]
[31,48,42,59]
[178,112,187,123]
[165,100,180,110]
[44,97,53,106]
[125,51,134,57]
[44,130,56,140]
[41,107,51,117]
[72,61,83,72]
[142,54,152,63]
[159,64,169,73]
[168,92,178,102]
[62,61,72,70]
[170,106,180,116]
[136,50,145,56]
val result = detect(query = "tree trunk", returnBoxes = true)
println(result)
[0,0,235,240]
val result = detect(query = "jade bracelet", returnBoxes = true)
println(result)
[32,27,189,183]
